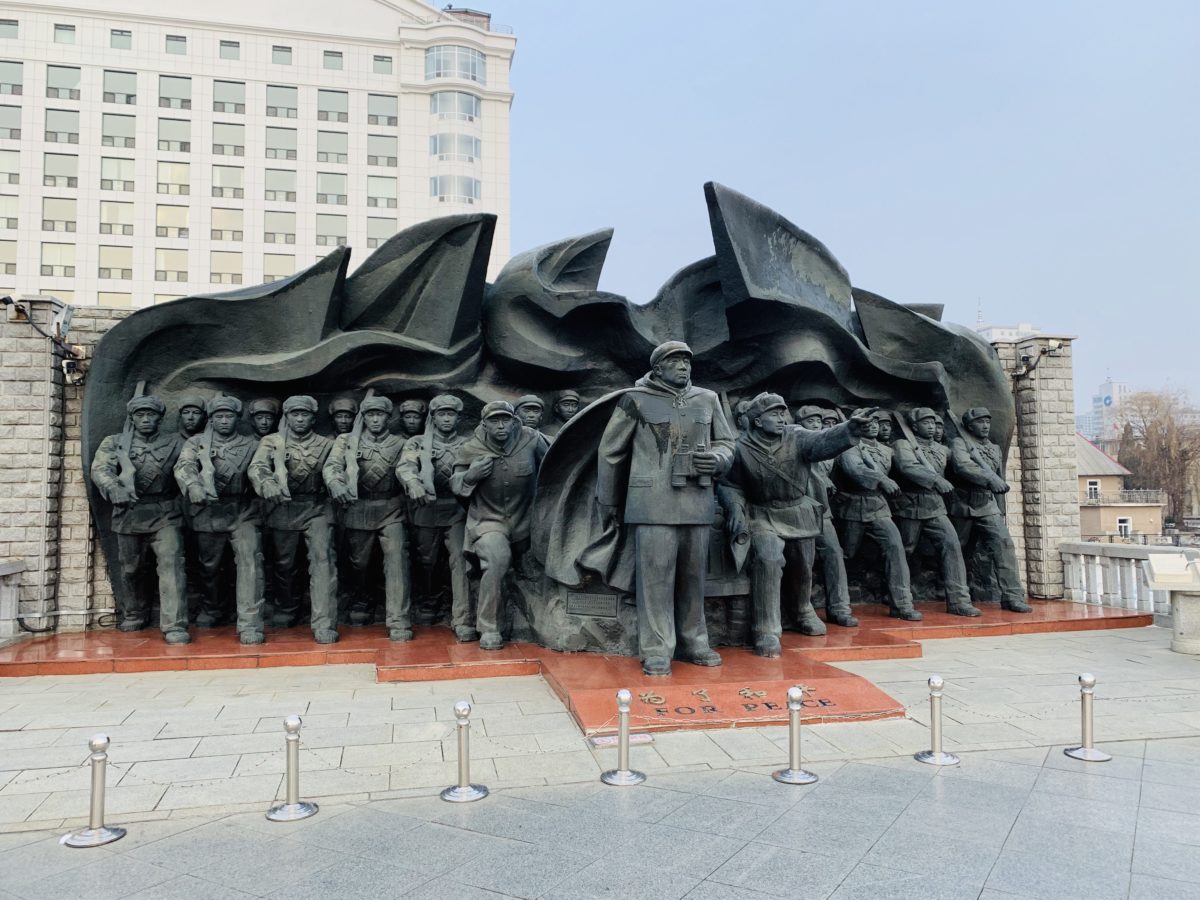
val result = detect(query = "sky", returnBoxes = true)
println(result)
[478,0,1199,413]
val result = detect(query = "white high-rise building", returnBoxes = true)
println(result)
[0,0,514,308]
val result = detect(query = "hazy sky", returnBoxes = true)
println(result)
[480,1,1198,412]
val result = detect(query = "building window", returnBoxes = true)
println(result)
[0,20,17,39]
[155,161,189,195]
[101,113,135,148]
[368,93,398,126]
[0,238,15,274]
[159,75,191,109]
[266,85,297,118]
[46,66,80,100]
[265,127,297,160]
[213,80,245,114]
[165,34,187,55]
[155,204,189,238]
[110,29,131,50]
[0,193,17,229]
[316,131,348,164]
[368,134,398,167]
[53,24,76,45]
[211,165,244,199]
[264,169,296,202]
[219,40,239,60]
[368,175,398,208]
[155,247,187,282]
[212,122,245,156]
[373,55,392,74]
[42,197,76,233]
[316,172,347,205]
[263,253,295,283]
[323,50,343,70]
[0,105,20,140]
[315,213,347,247]
[264,210,296,244]
[102,157,136,192]
[1116,516,1132,538]
[99,200,134,235]
[98,292,132,307]
[366,217,395,249]
[158,118,191,152]
[44,153,77,188]
[211,208,243,242]
[98,245,133,280]
[46,109,80,144]
[430,132,480,162]
[430,91,481,121]
[425,45,486,83]
[41,242,75,277]
[0,149,17,183]
[0,61,21,95]
[210,250,242,284]
[430,174,480,204]
[272,45,292,65]
[1086,479,1100,500]
[317,90,348,123]
[103,70,136,104]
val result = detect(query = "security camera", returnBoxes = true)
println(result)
[61,357,86,386]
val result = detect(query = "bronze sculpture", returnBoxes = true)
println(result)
[173,396,265,642]
[248,398,280,438]
[328,396,358,435]
[176,393,207,439]
[397,399,427,439]
[515,395,545,430]
[544,390,581,439]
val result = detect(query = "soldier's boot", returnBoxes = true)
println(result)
[118,616,147,632]
[754,635,782,658]
[1001,598,1032,613]
[389,627,414,642]
[642,656,672,677]
[313,629,339,644]
[163,629,191,645]
[348,601,372,627]
[888,603,923,621]
[239,631,265,646]
[947,601,982,617]
[455,626,480,642]
[683,646,723,667]
[825,600,859,628]
[794,602,827,637]
[479,632,504,651]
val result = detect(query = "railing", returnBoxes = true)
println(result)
[1079,490,1165,505]
[1061,541,1200,616]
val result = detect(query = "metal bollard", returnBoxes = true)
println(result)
[1064,674,1112,762]
[601,689,647,786]
[266,715,319,821]
[441,701,488,802]
[60,734,126,847]
[915,675,960,766]
[772,686,818,785]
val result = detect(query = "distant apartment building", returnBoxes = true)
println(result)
[975,321,1042,343]
[0,0,515,308]
[1077,433,1165,541]
[1075,378,1132,444]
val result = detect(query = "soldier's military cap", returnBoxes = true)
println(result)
[796,405,825,421]
[397,399,427,415]
[909,407,938,424]
[961,407,992,426]
[515,394,545,411]
[649,340,692,367]
[127,395,165,416]
[282,395,319,415]
[177,393,207,413]
[207,395,243,416]
[555,390,581,404]
[933,412,944,424]
[429,394,462,413]
[745,392,788,422]
[248,398,280,417]
[328,396,358,416]
[481,400,516,419]
[360,396,393,415]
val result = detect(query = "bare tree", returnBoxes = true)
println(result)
[1117,389,1200,522]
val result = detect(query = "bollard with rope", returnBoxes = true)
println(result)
[772,686,818,785]
[1064,674,1112,762]
[60,735,126,847]
[266,715,319,821]
[441,701,488,802]
[914,675,960,766]
[601,689,646,786]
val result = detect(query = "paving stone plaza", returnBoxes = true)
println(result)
[1,626,1197,898]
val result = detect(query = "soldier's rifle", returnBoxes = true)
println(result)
[343,388,375,501]
[114,380,147,503]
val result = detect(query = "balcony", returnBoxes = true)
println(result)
[1080,489,1165,506]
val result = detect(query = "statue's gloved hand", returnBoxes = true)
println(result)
[465,456,493,484]
[846,408,878,437]
[259,480,284,503]
[598,502,620,529]
[186,483,208,505]
[328,482,354,506]
[108,486,136,507]
[992,478,1011,494]
[879,477,901,497]
[693,451,721,476]
[935,477,955,495]
[726,509,747,537]
[403,481,427,503]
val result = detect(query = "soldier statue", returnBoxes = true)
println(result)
[173,396,265,643]
[397,399,427,439]
[451,401,548,650]
[248,398,280,438]
[832,410,923,621]
[514,395,545,431]
[933,413,946,445]
[948,407,1031,612]
[891,408,980,617]
[177,393,207,439]
[733,399,752,436]
[328,396,358,436]
[176,391,209,621]
[723,394,869,657]
[90,396,189,643]
[796,405,858,628]
[544,389,582,438]
[876,413,894,446]
[324,396,413,640]
[821,408,842,429]
[397,394,473,639]
[597,341,734,676]
[248,395,340,642]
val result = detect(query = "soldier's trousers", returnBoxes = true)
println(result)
[473,531,524,637]
[116,527,187,634]
[837,517,916,609]
[951,514,1025,604]
[268,517,338,634]
[633,524,712,662]
[344,523,412,631]
[897,515,972,606]
[413,523,471,629]
[814,516,852,615]
[748,532,815,642]
[195,525,264,634]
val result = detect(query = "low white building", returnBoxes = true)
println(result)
[0,0,515,307]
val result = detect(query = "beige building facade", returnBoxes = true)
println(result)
[1077,433,1165,541]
